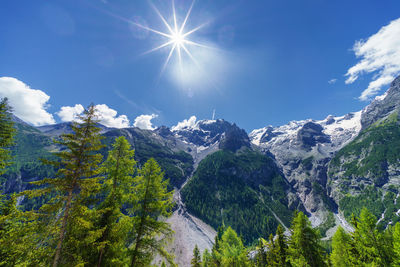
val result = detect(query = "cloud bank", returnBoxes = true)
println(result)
[56,104,84,122]
[57,104,130,128]
[133,114,158,130]
[345,18,400,101]
[0,77,55,126]
[171,116,197,131]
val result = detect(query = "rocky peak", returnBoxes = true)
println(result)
[218,123,250,152]
[297,122,330,150]
[361,75,400,129]
[172,119,238,147]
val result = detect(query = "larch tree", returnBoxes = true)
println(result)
[94,136,137,267]
[191,244,202,267]
[129,158,174,267]
[268,224,289,267]
[218,226,250,267]
[351,207,393,266]
[287,211,326,267]
[26,105,104,266]
[393,222,400,265]
[331,226,352,267]
[202,248,212,267]
[0,97,15,174]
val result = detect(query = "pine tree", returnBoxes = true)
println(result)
[270,224,289,267]
[287,211,326,267]
[94,136,137,266]
[218,226,250,267]
[255,237,268,267]
[129,158,174,267]
[0,97,15,174]
[331,226,352,267]
[191,245,202,267]
[202,248,212,267]
[211,225,225,266]
[351,207,393,266]
[25,105,104,266]
[393,222,400,265]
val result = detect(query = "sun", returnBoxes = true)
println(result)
[171,31,185,46]
[131,0,213,76]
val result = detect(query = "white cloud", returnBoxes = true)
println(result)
[345,18,400,101]
[95,104,130,128]
[133,114,158,130]
[171,116,197,131]
[0,77,55,126]
[56,104,130,128]
[56,104,84,122]
[328,78,337,84]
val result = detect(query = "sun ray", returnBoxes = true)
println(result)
[130,21,172,38]
[180,0,195,34]
[184,40,217,50]
[150,2,174,34]
[160,43,177,75]
[172,0,178,33]
[182,22,208,37]
[141,40,174,55]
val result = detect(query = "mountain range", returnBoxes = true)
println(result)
[2,75,400,266]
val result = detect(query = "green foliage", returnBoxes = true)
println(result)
[350,208,393,266]
[218,226,250,267]
[102,129,193,188]
[339,186,400,226]
[202,249,212,267]
[330,115,400,182]
[24,105,105,266]
[264,224,290,267]
[393,222,400,265]
[92,136,137,266]
[287,211,326,267]
[331,226,352,267]
[0,194,48,266]
[182,149,293,244]
[191,245,202,267]
[0,97,15,174]
[129,158,175,267]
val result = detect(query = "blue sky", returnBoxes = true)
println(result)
[1,0,400,131]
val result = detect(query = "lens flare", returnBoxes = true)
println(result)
[133,0,214,78]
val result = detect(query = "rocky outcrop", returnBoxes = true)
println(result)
[361,76,400,129]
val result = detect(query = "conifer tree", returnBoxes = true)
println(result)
[94,136,137,266]
[287,211,326,267]
[26,105,104,266]
[210,225,225,266]
[270,224,289,266]
[218,226,250,267]
[393,222,400,265]
[331,226,352,267]
[191,244,202,267]
[0,97,15,174]
[351,207,393,266]
[0,194,39,265]
[255,237,268,267]
[129,158,174,267]
[202,248,212,267]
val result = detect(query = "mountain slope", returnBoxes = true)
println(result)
[181,149,297,244]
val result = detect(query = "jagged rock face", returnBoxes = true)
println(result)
[361,76,400,129]
[297,122,330,150]
[218,123,250,152]
[250,110,362,222]
[172,119,234,147]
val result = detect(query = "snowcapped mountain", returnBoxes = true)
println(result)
[248,75,400,228]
